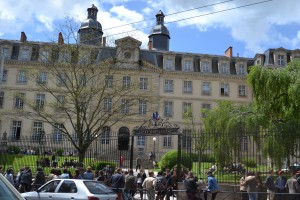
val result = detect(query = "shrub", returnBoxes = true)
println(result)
[7,145,21,154]
[242,158,257,168]
[92,161,116,172]
[160,150,192,171]
[56,148,64,156]
[190,153,215,163]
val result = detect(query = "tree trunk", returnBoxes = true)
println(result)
[78,150,86,163]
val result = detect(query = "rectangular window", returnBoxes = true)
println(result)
[239,64,245,75]
[202,82,211,95]
[32,122,43,141]
[12,121,22,140]
[20,48,30,61]
[202,62,209,72]
[221,63,228,74]
[164,101,173,118]
[59,52,71,63]
[40,51,49,62]
[183,81,192,93]
[37,72,48,85]
[17,70,27,84]
[220,83,229,96]
[57,73,67,86]
[165,59,173,70]
[278,55,284,66]
[184,60,192,71]
[163,135,172,147]
[202,103,211,118]
[164,80,174,93]
[15,93,25,109]
[36,94,45,110]
[183,102,192,116]
[2,47,10,59]
[56,95,65,109]
[105,75,113,88]
[53,124,63,142]
[137,136,145,146]
[122,76,131,89]
[0,91,4,108]
[102,127,110,144]
[139,77,148,90]
[238,85,247,97]
[182,129,192,149]
[241,136,248,151]
[79,75,86,87]
[103,97,112,113]
[121,99,129,114]
[139,100,147,115]
[2,70,7,82]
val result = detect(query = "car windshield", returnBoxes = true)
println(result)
[0,179,22,200]
[84,181,115,194]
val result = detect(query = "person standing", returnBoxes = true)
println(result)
[265,170,276,200]
[275,171,287,200]
[154,171,167,200]
[184,171,199,200]
[243,171,258,200]
[142,171,156,200]
[203,171,219,200]
[111,168,125,200]
[83,166,94,180]
[19,166,32,193]
[165,169,174,200]
[60,168,70,179]
[137,169,147,199]
[33,168,46,189]
[4,168,14,186]
[285,172,297,200]
[136,156,141,172]
[124,169,137,199]
[239,173,248,200]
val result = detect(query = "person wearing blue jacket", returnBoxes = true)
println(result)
[204,170,219,200]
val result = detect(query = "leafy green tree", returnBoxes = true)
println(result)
[247,59,300,168]
[202,101,260,169]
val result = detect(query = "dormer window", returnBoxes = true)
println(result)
[164,58,174,70]
[183,60,192,71]
[39,50,49,62]
[277,55,284,66]
[221,63,228,74]
[238,64,245,75]
[202,62,210,72]
[20,48,30,61]
[2,47,10,60]
[59,52,71,63]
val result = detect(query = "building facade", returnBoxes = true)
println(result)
[1,5,299,160]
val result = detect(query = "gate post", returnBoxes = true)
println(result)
[130,135,134,169]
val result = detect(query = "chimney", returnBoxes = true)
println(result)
[148,40,152,50]
[102,37,106,47]
[225,46,232,58]
[58,32,64,45]
[20,32,27,42]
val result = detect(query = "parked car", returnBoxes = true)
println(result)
[21,179,117,200]
[0,173,26,200]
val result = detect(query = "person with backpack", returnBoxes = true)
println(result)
[153,171,167,200]
[111,168,125,200]
[142,171,156,200]
[265,170,276,200]
[124,169,137,199]
[184,171,200,200]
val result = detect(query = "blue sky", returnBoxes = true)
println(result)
[1,0,300,58]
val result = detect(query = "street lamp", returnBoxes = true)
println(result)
[153,137,156,169]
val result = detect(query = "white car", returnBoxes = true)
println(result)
[22,179,117,200]
[0,173,26,200]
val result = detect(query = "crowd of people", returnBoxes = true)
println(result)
[240,170,300,200]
